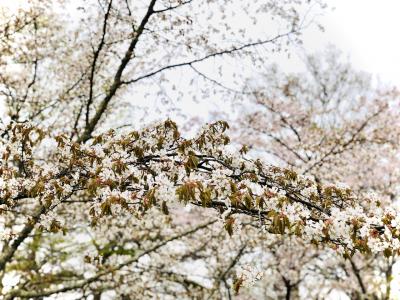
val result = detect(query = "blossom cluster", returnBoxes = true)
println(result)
[0,120,399,257]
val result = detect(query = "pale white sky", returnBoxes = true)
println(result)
[302,0,400,86]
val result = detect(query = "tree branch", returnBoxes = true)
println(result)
[78,0,158,143]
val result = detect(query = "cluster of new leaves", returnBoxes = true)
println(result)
[1,120,400,261]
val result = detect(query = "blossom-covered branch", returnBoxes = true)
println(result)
[1,120,398,272]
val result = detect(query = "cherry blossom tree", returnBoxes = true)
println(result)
[0,1,399,299]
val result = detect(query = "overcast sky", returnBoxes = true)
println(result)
[302,0,400,86]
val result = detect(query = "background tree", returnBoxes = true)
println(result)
[232,48,400,299]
